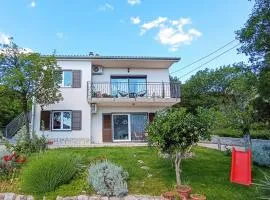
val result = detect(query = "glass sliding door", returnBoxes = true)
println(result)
[111,76,147,98]
[112,114,130,141]
[130,113,148,141]
[129,78,147,98]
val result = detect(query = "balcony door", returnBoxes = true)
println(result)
[111,76,147,98]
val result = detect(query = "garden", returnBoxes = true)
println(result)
[1,107,270,200]
[0,146,269,200]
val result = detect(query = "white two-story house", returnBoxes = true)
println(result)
[32,55,181,145]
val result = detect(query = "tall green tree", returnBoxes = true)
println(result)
[236,0,270,103]
[0,38,63,138]
[0,86,23,128]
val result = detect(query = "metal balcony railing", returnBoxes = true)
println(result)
[87,82,181,99]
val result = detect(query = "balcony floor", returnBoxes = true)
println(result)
[88,97,180,107]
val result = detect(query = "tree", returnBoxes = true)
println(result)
[236,0,270,109]
[180,64,249,112]
[147,107,212,185]
[236,0,270,70]
[222,67,258,136]
[0,38,63,138]
[0,86,23,128]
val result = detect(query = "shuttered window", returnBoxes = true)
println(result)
[148,113,156,122]
[103,114,112,142]
[72,70,81,88]
[40,111,51,130]
[72,110,82,130]
[40,110,82,131]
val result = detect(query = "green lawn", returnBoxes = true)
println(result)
[8,147,270,199]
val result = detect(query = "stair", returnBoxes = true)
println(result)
[4,112,31,139]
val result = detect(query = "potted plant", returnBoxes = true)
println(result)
[161,191,175,200]
[190,194,206,200]
[176,185,192,198]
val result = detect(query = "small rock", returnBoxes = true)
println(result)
[89,196,99,200]
[26,196,34,200]
[63,197,77,200]
[124,195,137,200]
[0,194,5,200]
[147,173,153,178]
[77,195,89,200]
[140,166,150,170]
[109,197,119,200]
[4,193,16,200]
[137,160,144,164]
[56,197,63,200]
[15,195,27,200]
[100,197,109,200]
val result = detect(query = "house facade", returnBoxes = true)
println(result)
[32,55,181,145]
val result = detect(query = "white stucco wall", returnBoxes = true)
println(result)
[91,106,164,143]
[33,60,92,139]
[92,67,171,97]
[92,67,170,82]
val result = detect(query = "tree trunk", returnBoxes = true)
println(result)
[243,127,251,150]
[175,151,182,185]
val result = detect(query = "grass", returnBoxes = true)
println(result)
[1,146,269,200]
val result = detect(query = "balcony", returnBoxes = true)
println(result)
[87,81,181,106]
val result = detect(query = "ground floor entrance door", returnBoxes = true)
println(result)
[112,114,130,141]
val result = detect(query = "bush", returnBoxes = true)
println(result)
[252,143,270,167]
[0,147,18,180]
[5,126,48,156]
[21,152,80,193]
[88,160,129,197]
[255,173,270,199]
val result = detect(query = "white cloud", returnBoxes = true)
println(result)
[30,0,36,8]
[0,32,10,45]
[56,32,64,39]
[140,17,167,35]
[99,3,114,11]
[136,17,201,51]
[128,0,141,6]
[130,17,141,25]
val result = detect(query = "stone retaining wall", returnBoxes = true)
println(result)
[0,194,160,200]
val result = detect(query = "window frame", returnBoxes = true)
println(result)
[51,110,72,131]
[61,71,73,87]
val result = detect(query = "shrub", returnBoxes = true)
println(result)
[5,126,48,156]
[252,143,270,167]
[21,152,80,193]
[0,147,18,180]
[88,160,129,197]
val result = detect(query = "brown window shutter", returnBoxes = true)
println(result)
[40,111,51,130]
[103,114,112,142]
[149,113,156,122]
[72,110,82,130]
[72,70,81,88]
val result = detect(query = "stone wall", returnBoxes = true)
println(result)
[0,194,160,200]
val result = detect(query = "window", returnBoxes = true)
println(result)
[52,111,72,130]
[62,71,72,87]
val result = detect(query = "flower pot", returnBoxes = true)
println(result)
[176,185,192,198]
[161,191,175,200]
[190,194,206,200]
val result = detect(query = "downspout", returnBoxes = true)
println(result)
[89,61,92,144]
[30,96,36,138]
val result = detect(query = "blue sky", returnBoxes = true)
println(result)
[0,0,253,81]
